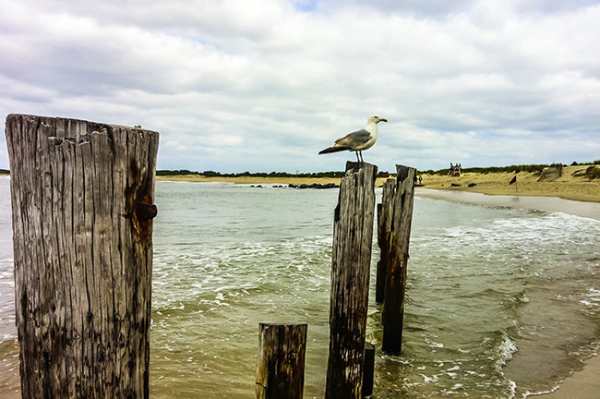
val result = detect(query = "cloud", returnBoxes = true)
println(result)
[0,0,599,172]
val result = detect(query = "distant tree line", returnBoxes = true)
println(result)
[156,169,201,176]
[156,169,391,178]
[418,161,600,175]
[0,168,9,174]
[572,160,600,166]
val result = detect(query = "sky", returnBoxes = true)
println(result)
[0,0,599,172]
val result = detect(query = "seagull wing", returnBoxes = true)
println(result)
[334,129,371,148]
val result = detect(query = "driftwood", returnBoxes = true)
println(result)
[382,165,416,355]
[5,114,159,398]
[325,161,377,399]
[255,323,307,399]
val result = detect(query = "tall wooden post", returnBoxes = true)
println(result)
[325,161,377,399]
[255,323,307,399]
[5,114,159,398]
[375,179,396,304]
[382,165,416,355]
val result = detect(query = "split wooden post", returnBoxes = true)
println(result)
[255,323,308,399]
[382,165,416,355]
[325,161,377,399]
[5,114,159,398]
[361,343,375,397]
[375,178,396,304]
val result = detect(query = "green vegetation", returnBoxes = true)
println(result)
[587,166,600,180]
[419,163,570,175]
[156,169,201,176]
[157,169,391,178]
[0,169,9,175]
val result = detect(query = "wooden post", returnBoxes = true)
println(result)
[325,161,377,399]
[382,165,416,355]
[375,179,396,304]
[255,323,307,399]
[5,114,159,398]
[361,343,375,397]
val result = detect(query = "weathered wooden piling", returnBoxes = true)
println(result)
[375,178,396,304]
[5,114,159,398]
[361,343,375,397]
[255,323,307,399]
[325,161,378,399]
[382,165,416,355]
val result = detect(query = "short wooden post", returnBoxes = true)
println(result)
[5,114,159,398]
[382,165,416,355]
[361,343,375,397]
[375,179,396,304]
[325,161,378,399]
[255,323,307,399]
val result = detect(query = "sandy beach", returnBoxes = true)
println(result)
[420,164,600,203]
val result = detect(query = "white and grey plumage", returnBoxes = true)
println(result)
[319,116,387,163]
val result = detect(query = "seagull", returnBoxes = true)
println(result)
[318,116,387,163]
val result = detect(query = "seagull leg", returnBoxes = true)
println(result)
[355,151,360,163]
[359,151,364,165]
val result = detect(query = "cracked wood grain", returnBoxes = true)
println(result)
[255,323,307,399]
[375,178,396,305]
[6,114,159,399]
[381,164,416,355]
[325,161,377,399]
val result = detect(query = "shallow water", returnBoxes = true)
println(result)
[0,177,599,398]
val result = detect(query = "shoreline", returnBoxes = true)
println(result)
[415,188,600,219]
[153,164,600,204]
[532,354,600,398]
[420,165,600,203]
[418,187,600,399]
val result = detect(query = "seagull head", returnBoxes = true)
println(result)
[368,115,388,124]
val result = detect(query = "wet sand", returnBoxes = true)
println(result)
[535,355,600,398]
[416,188,600,219]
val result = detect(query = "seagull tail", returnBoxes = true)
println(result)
[319,146,350,154]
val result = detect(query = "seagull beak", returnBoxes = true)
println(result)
[379,118,388,123]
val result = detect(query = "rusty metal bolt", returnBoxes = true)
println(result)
[134,202,158,220]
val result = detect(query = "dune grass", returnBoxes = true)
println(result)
[421,164,600,202]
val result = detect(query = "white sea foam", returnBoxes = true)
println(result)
[522,385,560,397]
[442,212,600,250]
[496,334,518,371]
[420,374,439,384]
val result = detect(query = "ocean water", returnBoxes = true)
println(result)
[1,177,599,398]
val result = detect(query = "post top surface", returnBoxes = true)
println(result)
[6,113,159,137]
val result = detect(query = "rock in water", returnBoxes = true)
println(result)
[537,165,563,182]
